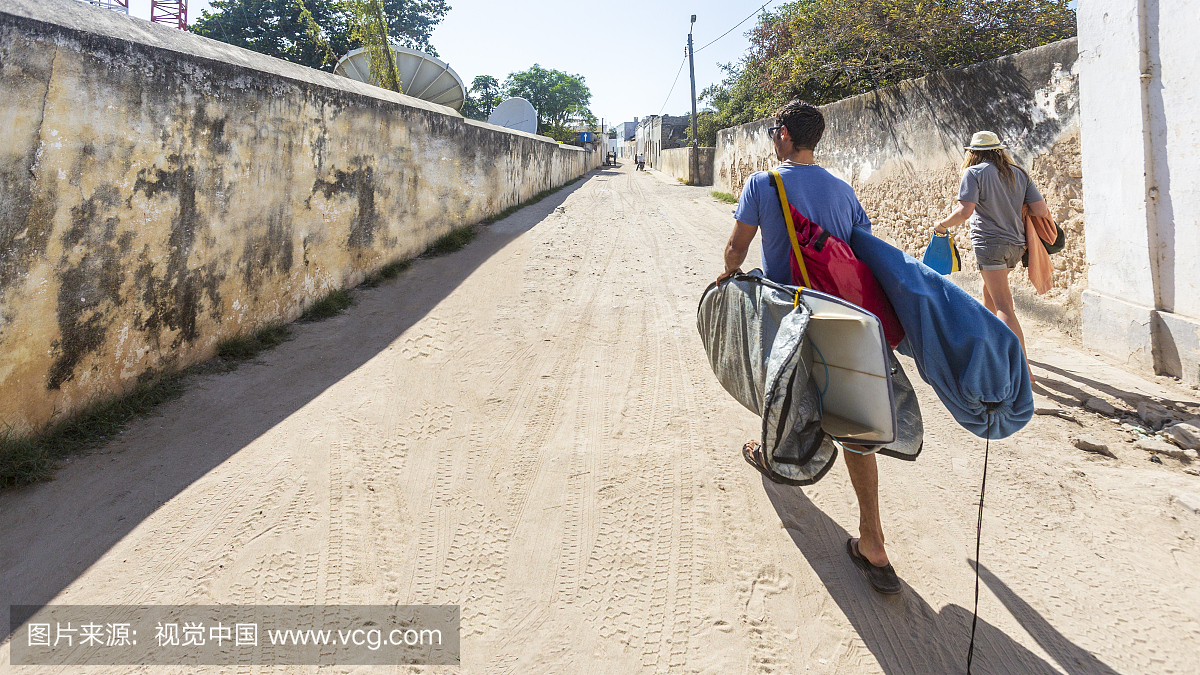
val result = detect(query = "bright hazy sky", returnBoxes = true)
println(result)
[123,0,787,129]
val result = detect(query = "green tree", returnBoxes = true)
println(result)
[685,108,724,147]
[192,0,450,72]
[461,75,503,121]
[702,0,1076,131]
[343,0,400,91]
[503,65,594,140]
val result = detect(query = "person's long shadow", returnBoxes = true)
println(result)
[762,479,1122,674]
[0,176,593,640]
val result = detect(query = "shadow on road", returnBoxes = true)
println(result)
[1029,359,1195,412]
[762,478,1121,674]
[975,561,1121,675]
[0,175,594,640]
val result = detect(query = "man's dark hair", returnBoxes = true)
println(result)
[776,100,824,150]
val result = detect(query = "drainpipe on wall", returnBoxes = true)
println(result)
[1137,0,1164,315]
[1136,0,1182,378]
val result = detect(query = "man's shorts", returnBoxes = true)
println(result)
[974,241,1026,271]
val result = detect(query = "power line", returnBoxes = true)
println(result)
[658,55,687,115]
[694,0,773,53]
[658,2,774,116]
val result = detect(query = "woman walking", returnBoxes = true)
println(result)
[935,131,1051,382]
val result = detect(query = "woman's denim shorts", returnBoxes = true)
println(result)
[974,242,1026,271]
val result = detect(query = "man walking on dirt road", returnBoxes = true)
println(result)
[717,100,902,595]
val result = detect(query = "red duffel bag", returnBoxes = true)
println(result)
[769,170,905,348]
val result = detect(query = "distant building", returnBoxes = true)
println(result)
[615,119,639,142]
[634,114,691,170]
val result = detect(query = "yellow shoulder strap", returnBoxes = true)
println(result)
[769,169,811,288]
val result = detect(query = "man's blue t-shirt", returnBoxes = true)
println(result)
[733,164,872,284]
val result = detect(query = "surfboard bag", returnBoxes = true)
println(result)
[849,227,1034,439]
[697,271,923,485]
[769,170,906,349]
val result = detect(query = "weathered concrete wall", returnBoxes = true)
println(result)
[0,0,599,434]
[658,147,714,186]
[1079,0,1200,385]
[714,39,1083,333]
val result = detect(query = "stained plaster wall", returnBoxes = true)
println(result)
[0,0,599,434]
[659,147,714,186]
[713,39,1083,333]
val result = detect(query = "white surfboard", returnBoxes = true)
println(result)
[800,289,897,446]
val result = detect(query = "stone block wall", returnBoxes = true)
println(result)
[713,39,1083,333]
[0,0,599,434]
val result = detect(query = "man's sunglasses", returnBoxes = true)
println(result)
[767,125,783,137]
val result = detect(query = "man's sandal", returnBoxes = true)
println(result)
[741,440,804,486]
[846,538,902,595]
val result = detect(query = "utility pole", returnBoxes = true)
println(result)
[688,15,699,186]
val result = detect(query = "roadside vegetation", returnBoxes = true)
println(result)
[689,0,1077,146]
[301,289,354,321]
[216,323,293,361]
[463,65,597,144]
[0,373,188,489]
[711,191,739,204]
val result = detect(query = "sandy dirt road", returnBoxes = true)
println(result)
[3,163,1200,674]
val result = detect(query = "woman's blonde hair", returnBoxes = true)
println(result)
[962,148,1021,186]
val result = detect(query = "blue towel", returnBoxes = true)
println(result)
[850,227,1033,439]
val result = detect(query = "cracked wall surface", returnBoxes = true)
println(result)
[713,39,1082,334]
[0,1,598,434]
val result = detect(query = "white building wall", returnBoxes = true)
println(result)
[1079,0,1200,383]
[1078,3,1156,308]
[1151,0,1200,319]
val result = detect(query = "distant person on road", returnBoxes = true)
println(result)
[636,153,645,171]
[717,100,902,595]
[934,131,1051,383]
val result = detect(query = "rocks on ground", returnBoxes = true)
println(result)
[1035,403,1078,422]
[1071,435,1114,457]
[1171,491,1200,515]
[1137,401,1176,429]
[1163,419,1200,450]
[1134,437,1198,462]
[1085,397,1116,415]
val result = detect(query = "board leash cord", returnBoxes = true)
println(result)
[966,407,996,674]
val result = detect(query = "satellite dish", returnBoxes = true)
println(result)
[334,43,466,111]
[487,97,538,134]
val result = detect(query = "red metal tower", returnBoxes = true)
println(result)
[78,0,130,13]
[150,0,188,30]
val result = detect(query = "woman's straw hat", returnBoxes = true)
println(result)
[965,131,1006,151]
